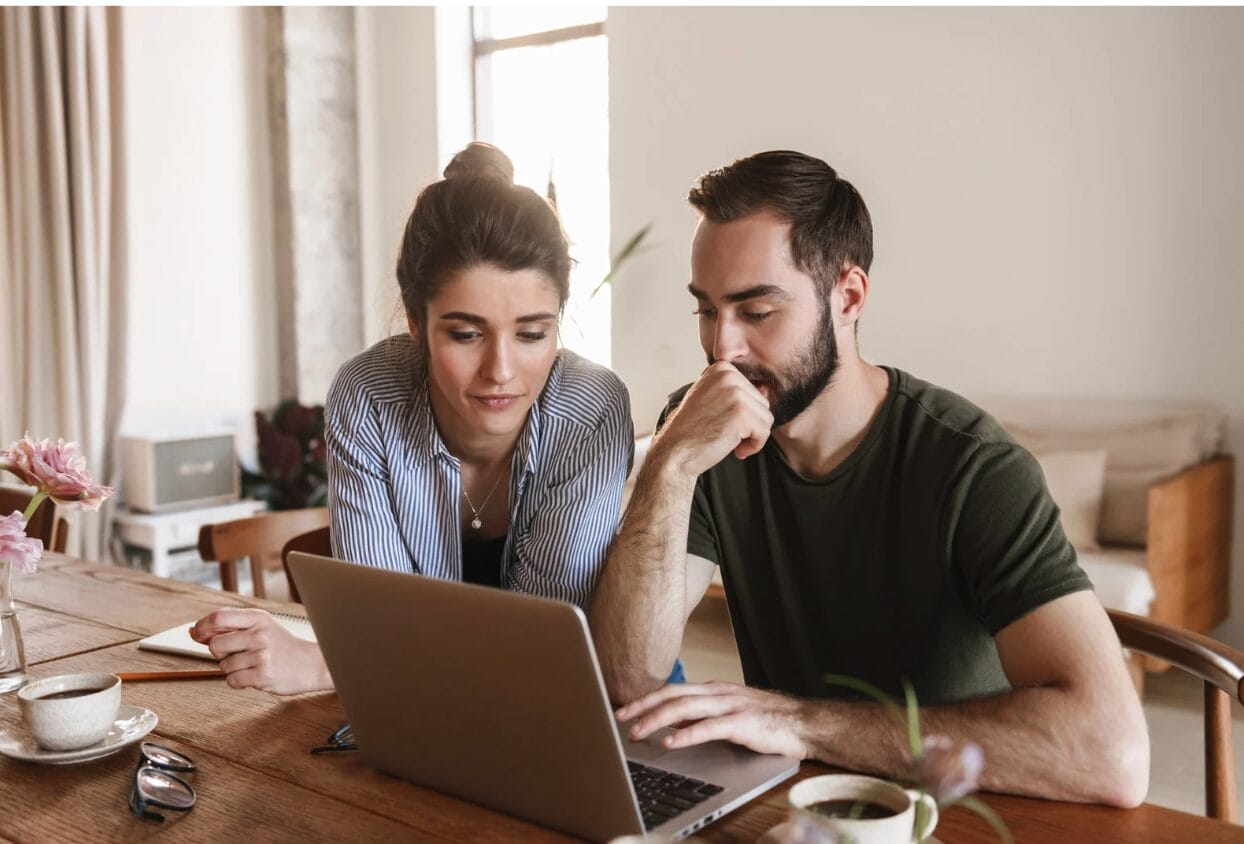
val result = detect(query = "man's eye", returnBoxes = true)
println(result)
[693,308,717,319]
[518,332,547,342]
[449,330,480,342]
[744,311,774,322]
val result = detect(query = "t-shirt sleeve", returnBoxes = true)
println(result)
[687,480,720,565]
[653,391,720,566]
[943,441,1094,635]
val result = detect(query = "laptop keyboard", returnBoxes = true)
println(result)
[628,761,726,831]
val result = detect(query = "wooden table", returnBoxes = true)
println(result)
[2,554,1242,842]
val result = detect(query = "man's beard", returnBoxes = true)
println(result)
[710,309,839,428]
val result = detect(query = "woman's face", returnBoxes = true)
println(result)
[415,264,562,444]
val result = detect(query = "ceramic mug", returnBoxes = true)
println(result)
[17,672,122,751]
[788,773,938,844]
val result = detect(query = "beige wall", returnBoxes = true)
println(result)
[119,7,277,460]
[118,6,449,460]
[355,6,444,345]
[608,8,1244,642]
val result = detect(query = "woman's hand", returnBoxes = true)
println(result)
[190,608,333,695]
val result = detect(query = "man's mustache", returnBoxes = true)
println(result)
[706,357,780,391]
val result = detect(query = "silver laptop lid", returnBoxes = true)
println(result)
[287,551,644,840]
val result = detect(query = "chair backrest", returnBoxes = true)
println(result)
[0,484,69,553]
[198,508,329,599]
[1108,608,1244,821]
[280,525,331,604]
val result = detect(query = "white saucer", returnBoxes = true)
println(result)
[759,821,943,843]
[0,704,158,765]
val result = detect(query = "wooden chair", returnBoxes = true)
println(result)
[280,525,331,604]
[197,508,329,599]
[0,484,69,553]
[1109,608,1244,821]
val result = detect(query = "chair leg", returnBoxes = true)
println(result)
[219,560,238,594]
[249,555,267,600]
[1205,682,1237,822]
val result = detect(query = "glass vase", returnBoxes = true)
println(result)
[0,561,28,693]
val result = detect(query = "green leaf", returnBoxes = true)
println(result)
[591,223,653,299]
[956,795,1013,844]
[902,678,921,759]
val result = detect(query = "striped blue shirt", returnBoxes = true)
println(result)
[323,335,633,608]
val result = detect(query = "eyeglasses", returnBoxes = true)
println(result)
[310,722,357,754]
[129,742,197,822]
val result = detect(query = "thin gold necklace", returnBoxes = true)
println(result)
[461,465,506,531]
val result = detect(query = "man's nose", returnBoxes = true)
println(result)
[712,317,747,363]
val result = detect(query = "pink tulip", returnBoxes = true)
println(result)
[0,511,43,574]
[0,434,115,511]
[917,735,985,803]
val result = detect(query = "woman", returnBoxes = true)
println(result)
[191,143,634,694]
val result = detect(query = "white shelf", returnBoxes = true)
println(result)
[112,499,267,578]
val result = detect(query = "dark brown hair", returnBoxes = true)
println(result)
[396,142,572,324]
[688,150,873,296]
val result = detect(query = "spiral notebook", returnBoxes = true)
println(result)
[137,611,317,661]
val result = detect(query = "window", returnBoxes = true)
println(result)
[472,7,611,365]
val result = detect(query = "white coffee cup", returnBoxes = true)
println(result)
[788,774,938,844]
[17,673,122,751]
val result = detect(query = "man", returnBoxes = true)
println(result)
[588,150,1149,807]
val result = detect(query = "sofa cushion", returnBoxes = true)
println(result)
[1076,547,1154,616]
[1034,450,1107,551]
[622,434,655,511]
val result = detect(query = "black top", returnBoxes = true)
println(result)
[663,366,1092,705]
[462,535,507,589]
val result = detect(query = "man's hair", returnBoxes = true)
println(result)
[687,150,873,295]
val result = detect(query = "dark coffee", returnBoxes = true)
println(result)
[37,688,105,700]
[807,799,898,820]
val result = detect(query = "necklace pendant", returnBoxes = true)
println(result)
[470,517,482,530]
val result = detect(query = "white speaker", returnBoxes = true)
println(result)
[121,434,239,513]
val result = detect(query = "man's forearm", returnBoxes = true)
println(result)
[590,453,698,703]
[799,685,1148,807]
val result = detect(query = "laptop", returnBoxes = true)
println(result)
[287,551,798,841]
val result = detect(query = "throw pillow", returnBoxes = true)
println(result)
[1034,449,1109,552]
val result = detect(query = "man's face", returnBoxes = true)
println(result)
[690,211,839,427]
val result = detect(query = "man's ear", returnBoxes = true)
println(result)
[833,266,869,328]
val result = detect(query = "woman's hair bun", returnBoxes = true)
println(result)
[443,141,515,184]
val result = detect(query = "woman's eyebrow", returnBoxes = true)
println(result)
[438,311,557,324]
[439,311,486,324]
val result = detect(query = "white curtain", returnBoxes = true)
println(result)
[0,7,127,561]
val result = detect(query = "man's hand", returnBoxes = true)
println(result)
[616,680,810,759]
[190,608,332,695]
[655,362,773,479]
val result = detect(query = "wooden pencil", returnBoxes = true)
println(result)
[118,669,225,682]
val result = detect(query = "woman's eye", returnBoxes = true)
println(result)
[449,330,480,342]
[518,332,548,342]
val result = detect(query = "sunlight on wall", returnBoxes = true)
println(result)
[474,8,611,366]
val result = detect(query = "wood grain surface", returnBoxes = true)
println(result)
[2,554,1243,842]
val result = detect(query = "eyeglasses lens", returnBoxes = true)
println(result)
[130,742,197,821]
[135,768,196,810]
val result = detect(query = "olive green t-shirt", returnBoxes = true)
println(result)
[665,367,1092,705]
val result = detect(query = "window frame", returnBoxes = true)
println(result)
[470,10,605,139]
